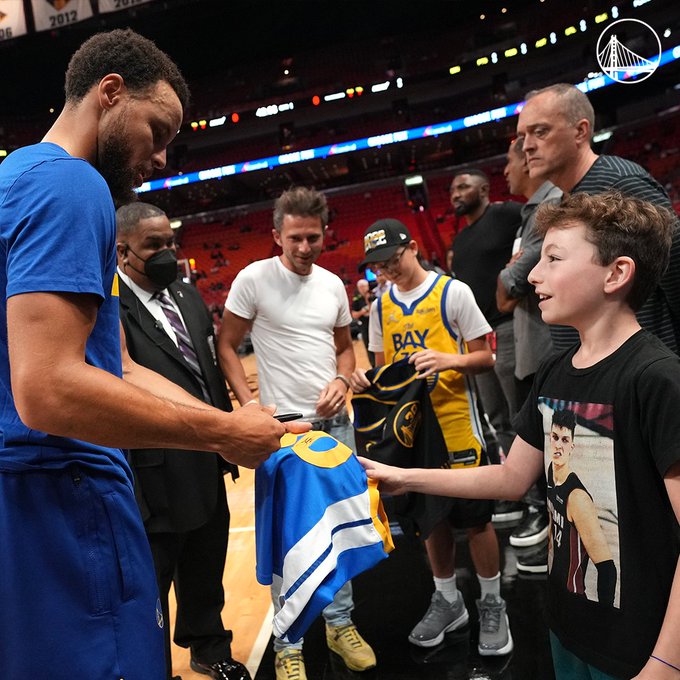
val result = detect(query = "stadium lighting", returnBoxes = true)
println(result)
[371,81,390,93]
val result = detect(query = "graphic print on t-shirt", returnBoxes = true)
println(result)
[539,398,620,609]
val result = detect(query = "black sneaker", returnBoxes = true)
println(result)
[510,507,549,547]
[492,500,524,523]
[516,542,548,574]
[190,657,251,680]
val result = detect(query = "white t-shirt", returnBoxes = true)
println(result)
[368,271,491,352]
[225,256,352,418]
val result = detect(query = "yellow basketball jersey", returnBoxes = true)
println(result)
[379,275,484,467]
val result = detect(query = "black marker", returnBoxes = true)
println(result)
[275,412,304,422]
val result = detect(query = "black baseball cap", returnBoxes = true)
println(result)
[358,218,412,269]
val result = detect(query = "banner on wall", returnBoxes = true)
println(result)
[31,0,94,33]
[98,0,155,14]
[0,0,28,41]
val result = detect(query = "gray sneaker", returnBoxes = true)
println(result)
[476,594,514,656]
[408,591,469,648]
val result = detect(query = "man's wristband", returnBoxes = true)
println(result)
[334,375,351,390]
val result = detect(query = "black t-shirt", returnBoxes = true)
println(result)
[451,201,522,327]
[514,330,680,677]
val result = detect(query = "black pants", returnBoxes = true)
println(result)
[148,480,232,679]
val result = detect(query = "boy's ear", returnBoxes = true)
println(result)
[604,256,635,296]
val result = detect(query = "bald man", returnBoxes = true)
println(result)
[516,82,680,355]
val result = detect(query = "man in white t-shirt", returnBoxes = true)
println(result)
[218,186,376,680]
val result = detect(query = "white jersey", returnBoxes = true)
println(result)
[226,256,352,418]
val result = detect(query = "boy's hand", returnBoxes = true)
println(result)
[350,368,371,394]
[409,349,453,378]
[358,456,410,495]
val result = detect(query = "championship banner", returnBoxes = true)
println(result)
[98,0,155,14]
[0,0,28,41]
[31,0,93,33]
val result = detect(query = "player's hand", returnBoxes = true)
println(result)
[349,368,371,394]
[409,349,453,378]
[217,403,310,469]
[315,380,347,419]
[358,456,410,495]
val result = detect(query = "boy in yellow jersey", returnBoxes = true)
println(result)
[350,219,513,656]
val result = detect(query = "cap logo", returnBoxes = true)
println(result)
[364,229,387,253]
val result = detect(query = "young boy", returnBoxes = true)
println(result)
[350,218,513,657]
[358,192,680,680]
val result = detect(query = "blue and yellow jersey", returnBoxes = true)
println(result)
[379,275,484,466]
[255,431,393,642]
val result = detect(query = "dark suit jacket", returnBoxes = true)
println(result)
[119,278,237,534]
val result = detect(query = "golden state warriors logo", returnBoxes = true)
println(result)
[393,401,420,448]
[364,229,387,253]
[282,431,353,468]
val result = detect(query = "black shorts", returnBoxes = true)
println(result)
[447,496,494,529]
[446,449,493,529]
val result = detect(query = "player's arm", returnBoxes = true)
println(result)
[634,461,680,679]
[316,324,355,418]
[567,490,613,564]
[360,434,542,498]
[217,309,256,406]
[8,292,294,467]
[120,321,211,410]
[409,335,494,379]
[568,489,617,605]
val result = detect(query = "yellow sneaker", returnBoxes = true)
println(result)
[274,648,307,680]
[326,623,377,671]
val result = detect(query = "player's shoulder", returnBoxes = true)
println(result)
[2,143,105,194]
